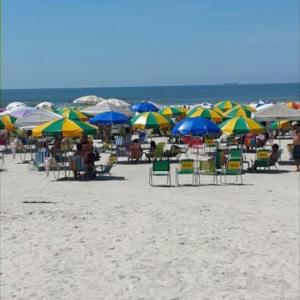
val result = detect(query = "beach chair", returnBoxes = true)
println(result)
[96,154,118,177]
[197,159,218,185]
[149,142,165,161]
[205,137,216,153]
[175,159,196,186]
[114,136,127,156]
[33,148,49,170]
[69,155,86,178]
[149,159,171,186]
[228,148,242,160]
[251,149,282,170]
[221,158,243,184]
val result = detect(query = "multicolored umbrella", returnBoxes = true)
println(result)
[171,117,220,136]
[32,118,97,137]
[236,104,256,112]
[159,106,185,117]
[60,108,88,121]
[130,112,172,129]
[212,107,225,116]
[0,115,16,131]
[89,111,129,126]
[223,107,252,119]
[269,120,290,130]
[214,100,237,112]
[187,108,223,123]
[132,102,159,113]
[219,116,264,135]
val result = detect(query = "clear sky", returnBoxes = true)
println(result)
[2,0,299,89]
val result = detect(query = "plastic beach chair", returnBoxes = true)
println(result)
[175,159,196,186]
[221,158,243,184]
[149,159,171,186]
[96,154,118,177]
[197,159,218,185]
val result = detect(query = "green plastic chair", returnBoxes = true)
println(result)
[175,159,196,186]
[221,158,243,184]
[197,159,218,185]
[229,148,242,160]
[149,159,171,186]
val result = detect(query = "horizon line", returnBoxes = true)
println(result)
[2,82,300,91]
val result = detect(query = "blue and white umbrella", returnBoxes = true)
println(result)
[89,111,129,126]
[171,117,220,136]
[132,101,159,113]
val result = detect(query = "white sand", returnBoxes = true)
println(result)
[1,140,299,300]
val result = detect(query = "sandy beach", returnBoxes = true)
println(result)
[0,139,299,300]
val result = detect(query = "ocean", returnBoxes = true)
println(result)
[1,83,299,107]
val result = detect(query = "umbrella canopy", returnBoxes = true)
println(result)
[81,102,133,117]
[60,108,88,121]
[130,112,172,129]
[36,101,55,109]
[236,104,256,112]
[219,116,264,135]
[214,100,237,112]
[6,102,26,111]
[101,98,130,107]
[269,120,290,130]
[255,103,274,111]
[212,107,225,116]
[200,101,214,109]
[255,103,300,121]
[171,117,220,136]
[223,107,252,119]
[32,118,97,137]
[187,108,223,123]
[159,106,185,117]
[132,101,159,113]
[9,106,35,118]
[15,109,63,130]
[73,95,104,105]
[0,115,16,131]
[89,111,129,126]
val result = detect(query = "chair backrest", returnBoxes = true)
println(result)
[178,159,194,173]
[103,154,118,173]
[69,155,85,171]
[114,136,124,147]
[215,149,226,168]
[256,150,270,161]
[153,159,170,172]
[199,159,216,173]
[138,131,147,143]
[153,142,165,157]
[226,158,242,174]
[229,148,242,159]
[205,137,216,147]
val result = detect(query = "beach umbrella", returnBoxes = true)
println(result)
[255,103,300,121]
[60,108,88,121]
[6,102,26,111]
[214,100,237,112]
[82,102,133,117]
[255,103,274,111]
[269,120,289,130]
[36,101,55,110]
[199,101,213,109]
[0,115,16,131]
[171,117,220,136]
[89,111,129,126]
[9,106,35,118]
[187,108,223,123]
[32,118,97,137]
[212,107,225,116]
[132,101,159,113]
[236,104,256,112]
[223,107,252,119]
[219,116,264,135]
[101,98,130,107]
[73,95,105,105]
[15,109,63,130]
[159,106,185,117]
[130,112,172,129]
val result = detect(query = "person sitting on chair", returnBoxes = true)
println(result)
[146,140,157,161]
[128,139,143,162]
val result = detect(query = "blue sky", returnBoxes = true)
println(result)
[2,0,299,89]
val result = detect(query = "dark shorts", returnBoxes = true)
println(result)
[293,144,300,160]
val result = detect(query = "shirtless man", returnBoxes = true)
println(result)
[293,128,300,172]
